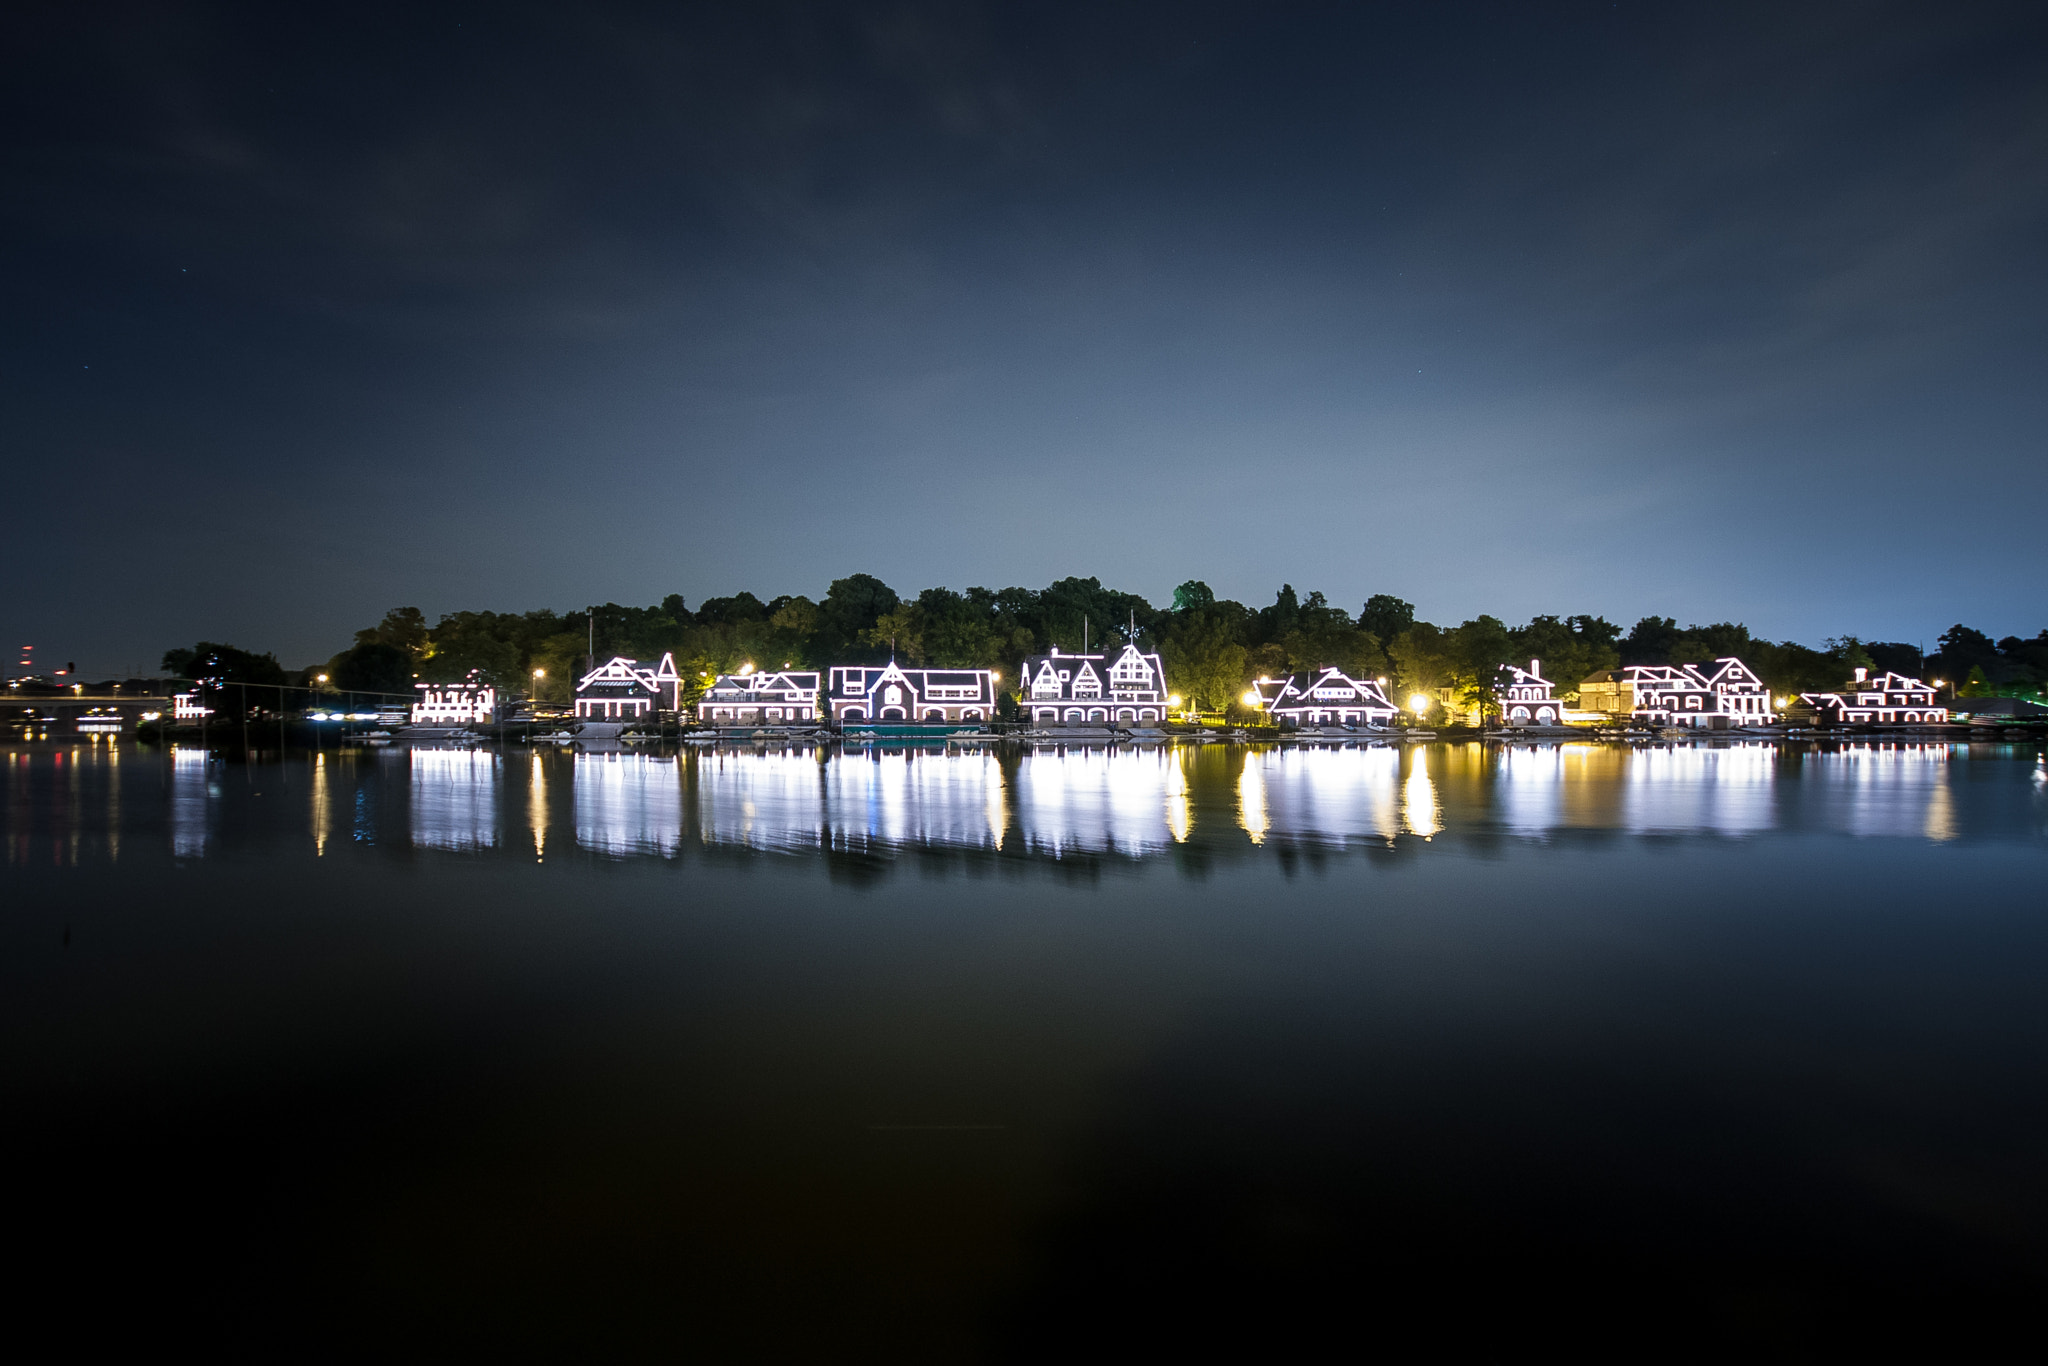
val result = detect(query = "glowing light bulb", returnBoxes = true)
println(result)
[1409,693,1432,715]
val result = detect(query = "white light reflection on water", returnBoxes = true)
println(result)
[698,749,825,852]
[830,750,1007,852]
[1251,746,1401,845]
[529,754,547,861]
[1166,752,1191,844]
[1237,755,1268,845]
[1403,748,1441,838]
[171,748,210,857]
[361,739,2044,860]
[1019,746,1179,857]
[1798,744,1958,841]
[1624,744,1775,835]
[575,753,682,856]
[311,753,330,856]
[1496,743,1570,836]
[411,749,498,852]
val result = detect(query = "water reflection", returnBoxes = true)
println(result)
[311,753,331,856]
[1259,746,1402,846]
[575,753,682,857]
[1793,744,1958,841]
[411,749,499,852]
[828,749,1009,852]
[1,737,2035,867]
[1624,744,1776,835]
[695,749,824,852]
[1403,747,1441,838]
[529,754,548,860]
[1019,747,1178,857]
[171,748,211,858]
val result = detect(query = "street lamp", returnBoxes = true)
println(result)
[1409,693,1432,716]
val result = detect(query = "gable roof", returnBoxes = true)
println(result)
[1260,667,1397,713]
[576,656,661,694]
[1018,643,1167,700]
[704,669,820,699]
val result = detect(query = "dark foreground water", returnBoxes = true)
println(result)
[5,737,2047,1357]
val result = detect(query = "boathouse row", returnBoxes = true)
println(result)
[1017,643,1170,728]
[1791,668,1949,726]
[1254,668,1402,728]
[696,670,822,726]
[572,654,682,720]
[1577,658,1777,729]
[826,663,998,725]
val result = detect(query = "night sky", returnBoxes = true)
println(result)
[8,2,2046,671]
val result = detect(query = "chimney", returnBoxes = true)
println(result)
[1853,666,1867,683]
[1530,658,1539,676]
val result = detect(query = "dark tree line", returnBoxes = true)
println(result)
[163,577,2047,714]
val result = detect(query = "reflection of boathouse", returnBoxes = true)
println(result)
[1018,643,1169,727]
[1252,667,1399,727]
[827,662,997,725]
[574,654,681,720]
[696,669,820,726]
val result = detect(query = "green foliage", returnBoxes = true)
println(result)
[1033,576,1152,654]
[1358,594,1415,646]
[696,593,766,626]
[1620,616,1681,665]
[1256,584,1302,644]
[1387,623,1456,697]
[865,587,1035,668]
[1821,636,1874,674]
[331,641,414,698]
[812,574,900,664]
[161,642,289,717]
[1866,641,1924,676]
[1511,615,1621,700]
[1157,598,1251,710]
[1279,591,1387,680]
[355,607,430,657]
[294,579,2023,720]
[423,611,524,685]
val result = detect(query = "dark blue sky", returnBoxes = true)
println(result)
[7,1,2046,670]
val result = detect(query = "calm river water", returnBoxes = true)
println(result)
[6,737,2047,1356]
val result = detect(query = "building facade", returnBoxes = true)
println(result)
[1498,659,1562,727]
[1794,668,1948,725]
[412,678,495,726]
[828,662,998,726]
[695,670,822,726]
[1579,658,1776,728]
[574,654,679,721]
[1018,643,1169,727]
[1254,667,1400,728]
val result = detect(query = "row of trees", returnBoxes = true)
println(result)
[158,576,2045,718]
[245,576,2042,715]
